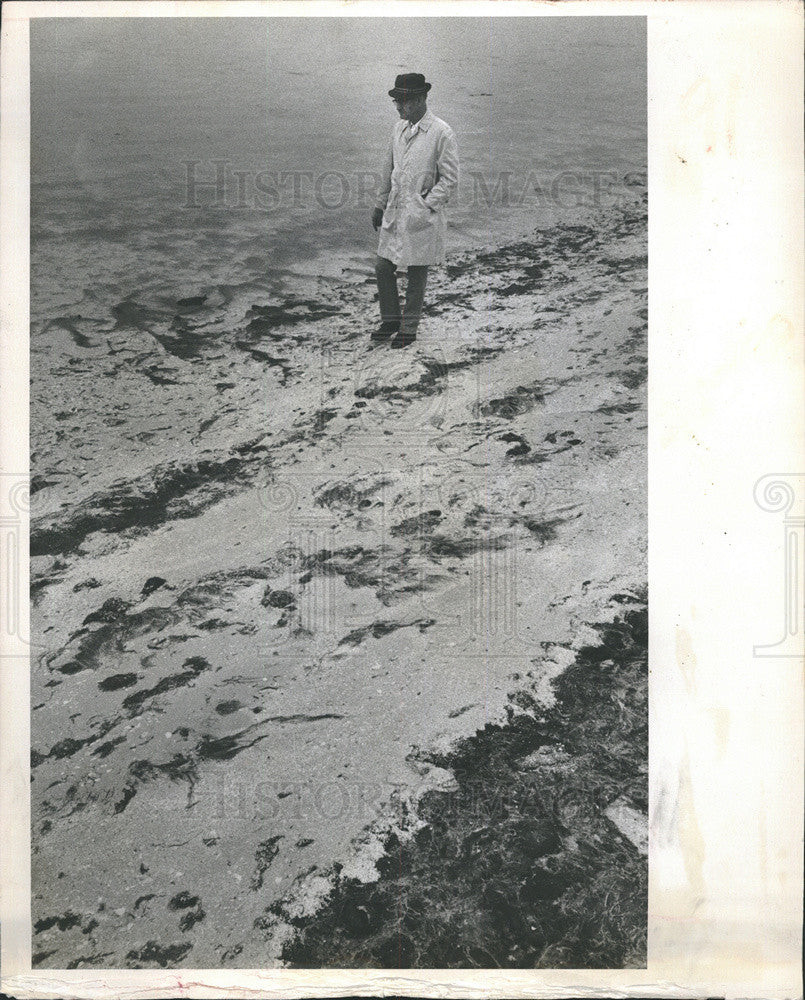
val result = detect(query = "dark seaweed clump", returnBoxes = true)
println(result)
[280,600,647,969]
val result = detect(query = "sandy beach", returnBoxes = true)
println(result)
[31,189,647,968]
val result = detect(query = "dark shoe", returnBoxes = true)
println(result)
[389,330,416,349]
[370,322,399,342]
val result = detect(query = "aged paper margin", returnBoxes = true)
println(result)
[1,1,802,997]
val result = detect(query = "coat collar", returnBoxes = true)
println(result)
[405,109,434,136]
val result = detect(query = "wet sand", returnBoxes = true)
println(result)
[31,196,647,968]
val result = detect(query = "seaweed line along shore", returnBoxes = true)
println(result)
[31,189,647,968]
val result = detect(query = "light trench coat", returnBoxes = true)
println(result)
[375,110,459,267]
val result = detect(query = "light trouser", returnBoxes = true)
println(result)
[375,256,429,335]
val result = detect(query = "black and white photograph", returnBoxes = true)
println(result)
[24,11,651,972]
[0,0,802,994]
[2,0,804,995]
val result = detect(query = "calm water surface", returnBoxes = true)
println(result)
[31,16,646,320]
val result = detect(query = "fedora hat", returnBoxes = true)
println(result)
[388,73,432,100]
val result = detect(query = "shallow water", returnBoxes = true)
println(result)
[31,16,646,313]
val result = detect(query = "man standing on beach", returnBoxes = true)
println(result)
[371,73,459,349]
